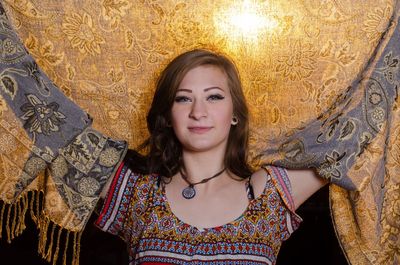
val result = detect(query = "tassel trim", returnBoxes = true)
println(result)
[0,192,29,243]
[0,191,82,265]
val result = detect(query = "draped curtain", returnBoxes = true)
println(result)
[0,0,399,264]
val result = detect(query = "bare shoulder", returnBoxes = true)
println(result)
[249,168,270,199]
[251,167,328,210]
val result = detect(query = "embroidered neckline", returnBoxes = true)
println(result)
[158,176,271,233]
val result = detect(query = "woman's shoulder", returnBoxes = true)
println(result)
[250,165,287,191]
[250,165,296,209]
[106,160,159,200]
[249,167,270,199]
[123,162,159,186]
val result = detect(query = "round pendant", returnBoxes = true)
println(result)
[182,185,196,199]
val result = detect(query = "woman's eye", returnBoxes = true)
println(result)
[174,96,191,102]
[207,94,225,101]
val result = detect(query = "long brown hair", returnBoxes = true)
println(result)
[126,49,252,179]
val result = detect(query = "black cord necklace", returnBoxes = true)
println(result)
[180,167,226,199]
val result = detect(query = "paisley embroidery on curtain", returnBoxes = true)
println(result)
[0,0,399,265]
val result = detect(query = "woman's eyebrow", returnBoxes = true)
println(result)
[176,86,224,93]
[176,88,192,93]
[204,86,223,92]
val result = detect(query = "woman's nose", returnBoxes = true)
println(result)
[189,100,207,120]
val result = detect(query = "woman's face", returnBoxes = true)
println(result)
[171,65,234,154]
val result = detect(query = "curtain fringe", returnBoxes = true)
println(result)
[0,192,29,243]
[0,191,82,265]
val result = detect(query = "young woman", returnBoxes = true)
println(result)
[95,49,327,264]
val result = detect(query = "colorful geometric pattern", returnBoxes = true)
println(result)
[96,162,301,265]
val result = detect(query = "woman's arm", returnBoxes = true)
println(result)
[286,169,328,210]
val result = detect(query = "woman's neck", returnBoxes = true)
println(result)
[181,148,226,183]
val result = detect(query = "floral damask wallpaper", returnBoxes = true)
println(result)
[0,0,398,264]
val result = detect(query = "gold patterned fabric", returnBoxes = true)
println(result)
[0,0,399,265]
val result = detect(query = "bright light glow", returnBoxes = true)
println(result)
[227,2,278,38]
[215,0,279,44]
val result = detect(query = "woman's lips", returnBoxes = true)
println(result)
[188,126,212,134]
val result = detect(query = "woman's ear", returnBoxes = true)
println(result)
[231,116,239,125]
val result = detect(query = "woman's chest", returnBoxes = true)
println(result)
[136,188,286,248]
[125,178,289,264]
[130,202,284,265]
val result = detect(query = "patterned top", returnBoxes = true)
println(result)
[95,162,302,265]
